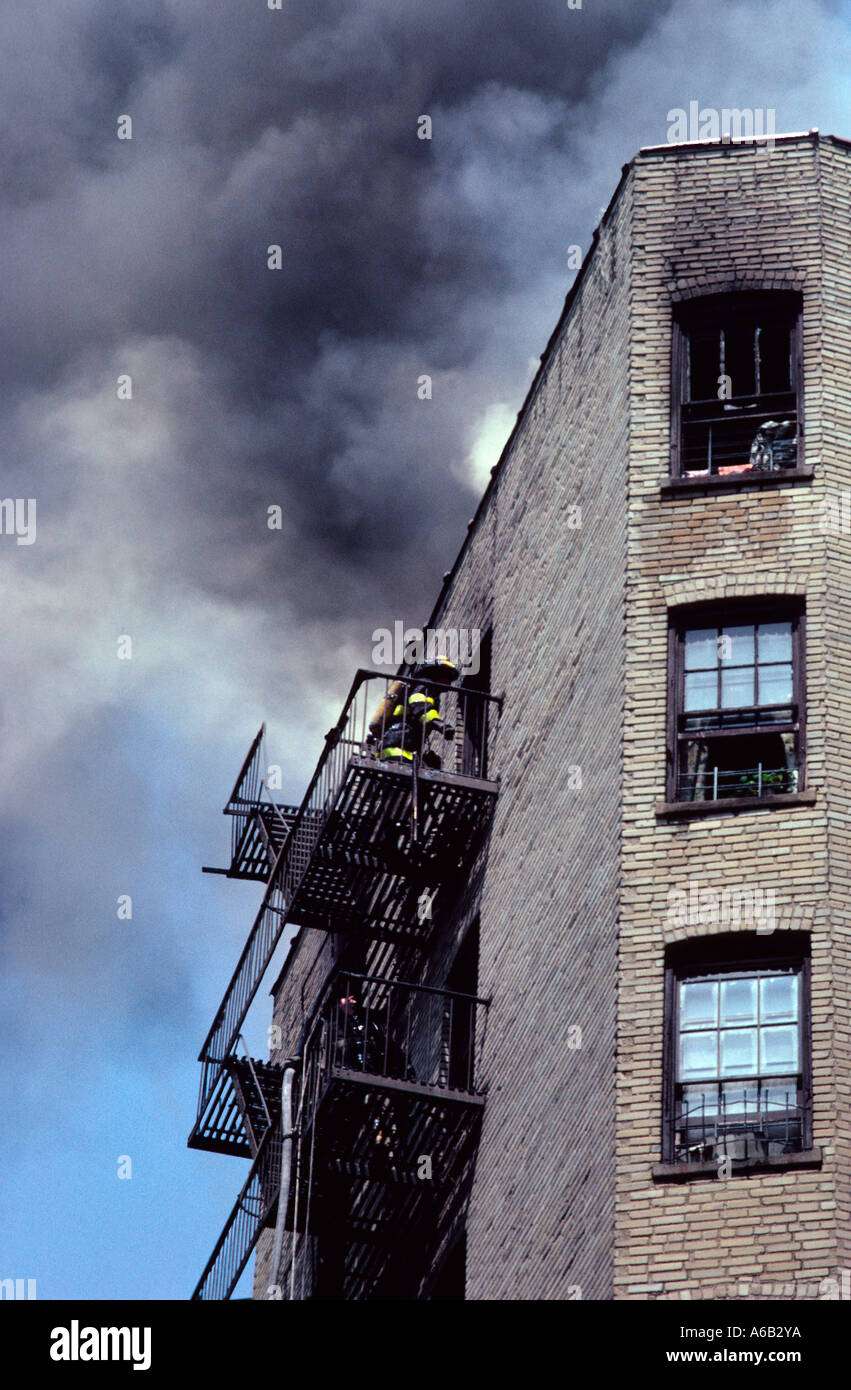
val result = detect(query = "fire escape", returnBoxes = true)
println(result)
[188,669,500,1299]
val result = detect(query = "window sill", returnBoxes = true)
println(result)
[652,1148,822,1182]
[660,466,813,495]
[655,790,816,819]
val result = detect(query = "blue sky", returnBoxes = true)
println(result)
[1,0,850,1301]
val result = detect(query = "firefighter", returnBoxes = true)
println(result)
[333,994,409,1079]
[333,994,386,1073]
[373,657,459,768]
[367,680,406,745]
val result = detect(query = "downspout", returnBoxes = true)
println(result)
[269,1064,296,1297]
[268,983,330,1297]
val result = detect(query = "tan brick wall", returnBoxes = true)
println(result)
[816,139,851,1283]
[615,136,850,1300]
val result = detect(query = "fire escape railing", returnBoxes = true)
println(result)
[301,970,489,1107]
[192,973,490,1300]
[195,878,289,1125]
[225,724,267,866]
[202,723,298,882]
[191,1125,283,1301]
[193,671,501,1136]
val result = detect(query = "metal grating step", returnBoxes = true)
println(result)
[222,1057,284,1156]
[188,1065,254,1157]
[228,805,296,881]
[288,1071,484,1239]
[287,759,497,939]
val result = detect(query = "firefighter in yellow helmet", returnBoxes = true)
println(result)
[369,657,459,769]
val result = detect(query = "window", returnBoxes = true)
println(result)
[671,292,802,478]
[667,602,805,805]
[663,936,812,1167]
[445,920,479,1092]
[460,629,492,779]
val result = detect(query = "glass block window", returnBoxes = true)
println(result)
[671,965,807,1163]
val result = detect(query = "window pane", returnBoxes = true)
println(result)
[721,626,755,666]
[680,1031,718,1080]
[758,622,792,664]
[685,670,717,711]
[760,1025,799,1074]
[757,664,793,705]
[681,980,718,1028]
[721,667,755,708]
[684,628,718,671]
[681,1082,719,1119]
[720,1027,758,1076]
[758,322,792,394]
[720,978,757,1025]
[689,332,719,401]
[721,1080,759,1118]
[761,975,798,1023]
[724,322,757,398]
[761,1078,797,1115]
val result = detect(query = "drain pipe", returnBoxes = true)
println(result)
[268,991,329,1296]
[269,1063,297,1298]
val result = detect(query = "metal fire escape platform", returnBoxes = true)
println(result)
[286,972,488,1242]
[191,973,488,1302]
[223,1057,284,1157]
[224,805,294,882]
[202,725,298,883]
[189,672,500,1159]
[191,1056,283,1159]
[286,755,497,941]
[290,1077,484,1238]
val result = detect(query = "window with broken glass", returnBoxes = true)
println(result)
[667,606,805,805]
[671,293,802,478]
[671,964,807,1164]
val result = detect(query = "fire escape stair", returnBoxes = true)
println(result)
[191,1125,284,1300]
[191,682,501,1297]
[221,1057,284,1157]
[228,806,295,881]
[285,1034,487,1241]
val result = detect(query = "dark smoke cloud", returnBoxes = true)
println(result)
[0,0,676,622]
[0,0,848,1296]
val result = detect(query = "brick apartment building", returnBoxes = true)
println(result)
[189,131,851,1301]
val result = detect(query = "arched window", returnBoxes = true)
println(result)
[662,934,813,1172]
[671,292,803,478]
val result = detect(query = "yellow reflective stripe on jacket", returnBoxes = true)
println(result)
[379,747,413,761]
[392,692,437,719]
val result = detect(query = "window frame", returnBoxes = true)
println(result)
[665,599,807,808]
[670,291,804,481]
[445,919,480,1093]
[662,935,813,1167]
[460,629,493,780]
